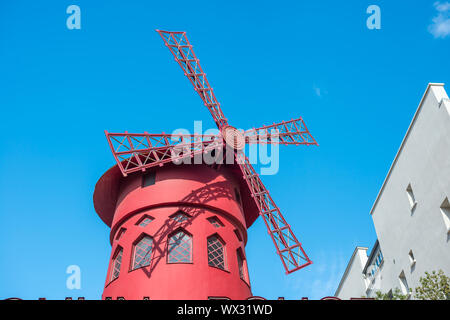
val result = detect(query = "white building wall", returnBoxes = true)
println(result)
[336,83,450,299]
[335,247,368,299]
[370,84,450,297]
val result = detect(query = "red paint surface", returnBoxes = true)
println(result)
[94,164,255,300]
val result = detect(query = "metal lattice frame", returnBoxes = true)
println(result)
[105,30,318,274]
[133,236,153,269]
[207,235,226,270]
[236,151,312,273]
[244,117,317,145]
[167,230,192,263]
[106,132,221,176]
[157,30,228,129]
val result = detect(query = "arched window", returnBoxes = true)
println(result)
[207,235,226,270]
[110,248,123,281]
[168,230,192,263]
[132,235,153,270]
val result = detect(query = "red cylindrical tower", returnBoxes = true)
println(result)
[93,163,260,300]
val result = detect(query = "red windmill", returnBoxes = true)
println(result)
[94,30,317,300]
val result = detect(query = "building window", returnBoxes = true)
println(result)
[110,248,123,281]
[387,289,393,299]
[440,197,450,234]
[132,235,153,270]
[168,230,192,263]
[375,251,383,267]
[398,271,410,295]
[171,211,190,223]
[408,250,416,267]
[237,248,248,282]
[142,172,156,187]
[406,184,417,211]
[234,188,241,205]
[207,216,224,228]
[136,215,153,227]
[115,228,126,241]
[207,235,226,270]
[367,249,383,281]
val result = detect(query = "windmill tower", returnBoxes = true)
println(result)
[93,30,317,300]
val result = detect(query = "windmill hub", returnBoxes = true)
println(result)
[222,125,245,150]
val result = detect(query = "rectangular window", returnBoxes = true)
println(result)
[408,250,416,266]
[142,172,156,188]
[236,248,248,283]
[406,184,417,212]
[115,228,126,241]
[234,188,241,206]
[111,249,123,281]
[208,235,226,270]
[234,229,243,242]
[398,271,409,295]
[440,197,450,234]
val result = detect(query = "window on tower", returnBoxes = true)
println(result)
[110,247,123,282]
[236,248,248,283]
[136,215,153,227]
[132,235,153,270]
[115,228,126,241]
[170,211,190,223]
[207,216,224,228]
[142,172,156,187]
[234,188,241,206]
[234,229,243,242]
[207,235,226,270]
[167,230,192,263]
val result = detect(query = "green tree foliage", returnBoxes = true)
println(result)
[374,270,450,300]
[374,288,409,300]
[414,270,450,300]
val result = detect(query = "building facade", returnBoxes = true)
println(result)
[336,83,450,299]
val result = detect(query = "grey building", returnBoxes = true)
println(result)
[336,83,450,299]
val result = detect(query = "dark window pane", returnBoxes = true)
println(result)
[137,216,153,227]
[237,250,245,280]
[234,188,241,205]
[171,212,189,222]
[207,217,223,228]
[142,172,156,187]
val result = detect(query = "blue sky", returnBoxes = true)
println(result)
[0,1,449,300]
